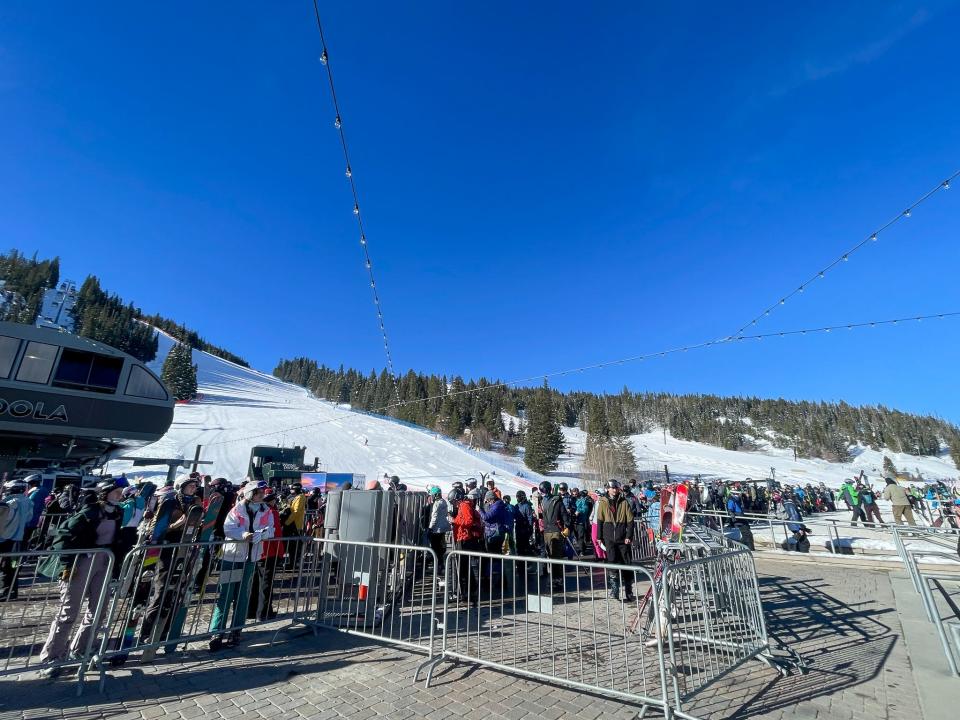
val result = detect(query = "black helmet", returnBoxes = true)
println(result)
[96,480,119,501]
[606,479,621,490]
[452,481,464,489]
[450,487,466,502]
[290,483,303,494]
[515,490,527,502]
[557,482,568,492]
[466,478,478,489]
[538,480,552,495]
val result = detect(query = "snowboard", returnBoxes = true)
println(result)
[671,484,689,538]
[165,492,224,650]
[140,503,204,661]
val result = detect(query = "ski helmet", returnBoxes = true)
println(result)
[466,489,480,501]
[515,490,527,503]
[452,481,464,490]
[606,479,621,490]
[2,479,26,493]
[96,480,121,502]
[24,473,43,487]
[290,483,303,494]
[557,482,568,492]
[466,478,478,490]
[174,475,198,493]
[450,487,466,502]
[538,480,552,495]
[429,486,442,496]
[263,487,277,502]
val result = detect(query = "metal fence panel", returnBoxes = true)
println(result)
[427,550,680,717]
[0,547,114,692]
[661,550,769,703]
[95,537,318,680]
[295,538,439,660]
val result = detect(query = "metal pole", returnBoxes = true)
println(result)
[191,444,202,473]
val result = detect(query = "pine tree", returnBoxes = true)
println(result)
[161,342,198,401]
[882,455,898,477]
[523,383,565,474]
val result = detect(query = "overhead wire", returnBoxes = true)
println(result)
[310,1,402,405]
[205,310,960,447]
[726,170,958,339]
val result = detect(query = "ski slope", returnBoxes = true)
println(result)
[112,332,957,493]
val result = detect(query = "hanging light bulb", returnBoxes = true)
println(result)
[798,286,805,293]
[345,165,352,178]
[825,328,831,333]
[353,203,360,215]
[360,235,367,245]
[818,271,825,278]
[370,280,375,288]
[320,49,328,65]
[870,233,878,242]
[943,180,951,190]
[365,259,371,269]
[779,298,785,305]
[842,254,849,262]
[903,209,911,218]
[335,115,342,129]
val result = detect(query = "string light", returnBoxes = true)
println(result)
[727,170,959,339]
[311,1,402,405]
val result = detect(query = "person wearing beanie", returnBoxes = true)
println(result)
[883,478,916,526]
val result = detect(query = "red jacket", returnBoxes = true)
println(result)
[263,505,285,558]
[452,501,482,543]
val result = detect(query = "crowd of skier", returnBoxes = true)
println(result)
[1,468,959,679]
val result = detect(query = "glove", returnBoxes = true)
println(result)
[561,528,570,538]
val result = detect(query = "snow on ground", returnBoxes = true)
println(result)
[112,330,957,501]
[560,427,957,490]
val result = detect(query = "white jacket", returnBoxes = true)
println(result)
[222,500,275,563]
[428,498,451,534]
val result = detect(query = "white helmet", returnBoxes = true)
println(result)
[2,479,27,493]
[174,474,199,493]
[241,480,267,501]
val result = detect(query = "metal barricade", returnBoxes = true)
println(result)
[661,550,769,704]
[631,519,658,563]
[425,550,691,718]
[0,547,114,693]
[293,538,439,668]
[27,512,71,550]
[95,536,318,685]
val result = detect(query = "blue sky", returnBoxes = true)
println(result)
[1,2,958,420]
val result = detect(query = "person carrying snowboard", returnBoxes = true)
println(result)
[137,475,200,645]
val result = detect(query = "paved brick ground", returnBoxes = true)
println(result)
[0,557,929,720]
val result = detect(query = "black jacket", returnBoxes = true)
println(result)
[541,495,572,534]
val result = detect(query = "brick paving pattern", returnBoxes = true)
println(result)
[0,558,926,720]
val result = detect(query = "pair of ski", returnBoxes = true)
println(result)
[121,492,223,661]
[630,483,688,641]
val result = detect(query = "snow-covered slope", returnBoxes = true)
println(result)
[112,332,540,496]
[112,331,957,492]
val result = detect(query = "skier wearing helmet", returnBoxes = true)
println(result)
[208,480,274,650]
[37,480,125,675]
[538,480,572,592]
[426,487,451,569]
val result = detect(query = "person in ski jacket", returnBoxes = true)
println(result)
[37,480,124,675]
[426,487,451,568]
[840,479,868,526]
[512,490,535,557]
[539,481,572,591]
[138,475,201,645]
[0,479,32,600]
[859,483,884,527]
[451,489,482,604]
[595,479,634,601]
[22,475,48,548]
[573,489,594,556]
[209,480,274,650]
[883,478,916,526]
[250,488,284,621]
[589,489,606,559]
[479,493,511,554]
[282,483,307,536]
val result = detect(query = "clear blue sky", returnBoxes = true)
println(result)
[1,2,958,421]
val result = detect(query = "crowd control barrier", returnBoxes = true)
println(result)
[294,537,439,669]
[0,547,114,694]
[94,536,319,687]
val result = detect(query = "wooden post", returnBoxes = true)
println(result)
[191,445,202,473]
[664,464,670,484]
